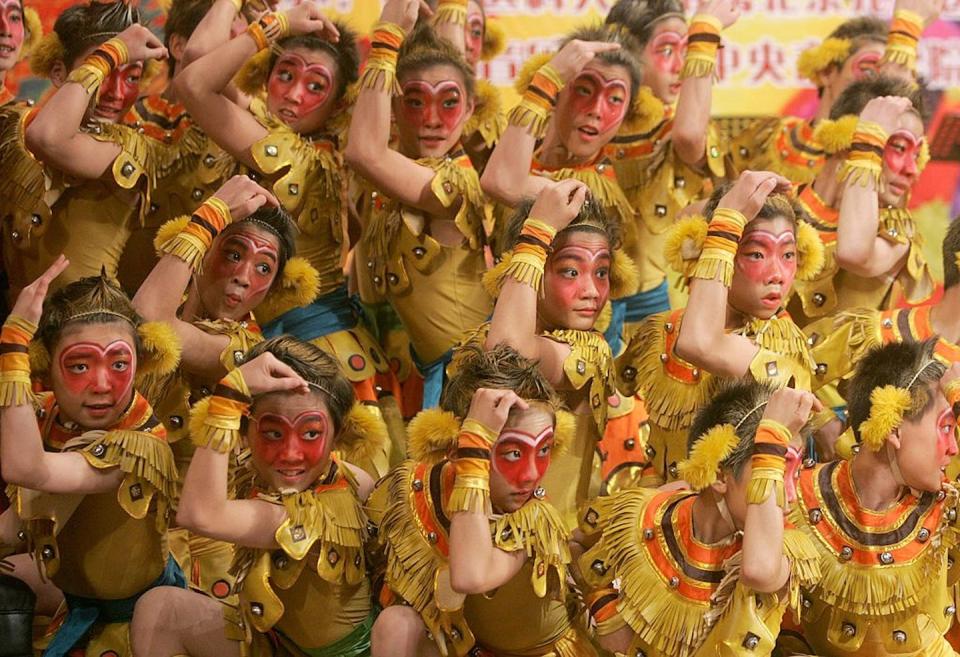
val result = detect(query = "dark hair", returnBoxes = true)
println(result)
[397,23,475,98]
[273,22,360,101]
[943,218,960,290]
[53,1,142,68]
[499,197,621,257]
[164,0,213,62]
[687,380,781,479]
[442,343,561,419]
[829,15,887,45]
[245,336,355,434]
[560,24,642,111]
[703,184,799,230]
[829,75,928,124]
[605,0,685,49]
[38,273,142,353]
[847,338,945,443]
[221,205,297,289]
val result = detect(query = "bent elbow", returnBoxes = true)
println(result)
[740,561,787,594]
[24,121,54,159]
[449,570,489,595]
[674,331,706,368]
[835,246,871,277]
[480,169,516,207]
[175,504,202,533]
[672,133,706,167]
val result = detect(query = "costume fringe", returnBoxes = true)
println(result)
[746,471,785,508]
[188,395,242,454]
[680,55,715,80]
[336,402,391,469]
[407,408,460,463]
[482,256,511,298]
[859,385,911,451]
[742,313,811,365]
[358,63,402,96]
[610,251,640,299]
[493,497,570,599]
[507,103,552,141]
[22,7,42,57]
[276,483,367,565]
[512,52,555,96]
[547,166,634,225]
[252,256,320,325]
[29,32,63,77]
[691,253,734,287]
[155,214,207,270]
[603,489,716,656]
[448,484,491,517]
[625,86,667,136]
[0,106,45,224]
[796,38,851,85]
[500,253,545,293]
[783,528,821,618]
[837,159,882,189]
[136,321,182,381]
[0,373,32,407]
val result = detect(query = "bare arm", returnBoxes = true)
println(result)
[180,0,247,69]
[26,25,167,179]
[432,0,467,55]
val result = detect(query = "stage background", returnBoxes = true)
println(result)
[13,0,960,287]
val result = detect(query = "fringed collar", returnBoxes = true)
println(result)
[39,390,163,451]
[531,153,634,223]
[125,94,193,144]
[877,305,960,364]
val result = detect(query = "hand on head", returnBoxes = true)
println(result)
[238,352,310,396]
[12,255,70,325]
[466,388,530,434]
[529,179,590,232]
[211,175,279,220]
[717,170,791,221]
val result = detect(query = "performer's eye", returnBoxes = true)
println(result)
[596,267,609,279]
[67,363,88,374]
[256,263,272,276]
[537,444,552,457]
[308,81,327,94]
[111,359,129,372]
[303,430,321,441]
[278,70,293,82]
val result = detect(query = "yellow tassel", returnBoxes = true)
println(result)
[29,33,64,78]
[812,115,858,155]
[680,54,715,80]
[664,215,707,279]
[746,470,785,507]
[0,372,32,407]
[918,140,930,172]
[189,395,243,454]
[252,256,320,326]
[837,158,882,189]
[140,58,166,89]
[782,528,822,619]
[859,385,912,452]
[336,402,390,471]
[507,102,552,141]
[677,424,739,490]
[500,251,545,293]
[691,251,734,287]
[21,7,42,59]
[626,86,666,136]
[610,251,640,299]
[493,497,570,598]
[153,214,191,253]
[795,220,826,281]
[796,38,852,85]
[482,255,511,298]
[463,79,506,148]
[234,49,271,97]
[358,62,402,96]
[512,52,555,96]
[448,481,491,516]
[407,408,460,462]
[136,321,182,381]
[481,17,506,61]
[155,214,208,270]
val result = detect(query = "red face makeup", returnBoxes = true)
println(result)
[936,407,958,460]
[848,50,881,82]
[648,30,686,75]
[93,62,143,122]
[58,340,136,415]
[207,229,279,313]
[253,411,330,485]
[464,10,484,67]
[542,239,611,331]
[0,0,25,66]
[883,130,922,178]
[735,230,797,310]
[267,52,334,125]
[492,426,554,491]
[400,79,468,137]
[568,70,630,138]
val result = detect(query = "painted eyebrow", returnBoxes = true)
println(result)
[552,251,612,263]
[223,236,278,262]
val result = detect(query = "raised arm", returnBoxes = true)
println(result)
[176,353,309,548]
[25,25,167,180]
[344,0,458,216]
[432,0,467,55]
[133,176,277,380]
[675,171,788,378]
[180,0,248,69]
[480,40,619,207]
[834,97,912,277]
[878,0,942,83]
[448,388,528,594]
[671,0,739,166]
[484,180,587,387]
[0,258,123,495]
[175,1,338,169]
[739,388,819,593]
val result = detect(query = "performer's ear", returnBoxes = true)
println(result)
[167,33,188,64]
[48,60,67,87]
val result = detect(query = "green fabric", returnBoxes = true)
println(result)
[286,610,376,657]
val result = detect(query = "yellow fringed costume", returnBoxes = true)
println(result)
[368,458,591,657]
[787,184,934,326]
[117,95,236,292]
[791,459,960,657]
[724,115,826,186]
[0,106,192,301]
[226,457,374,656]
[616,308,815,486]
[577,488,820,657]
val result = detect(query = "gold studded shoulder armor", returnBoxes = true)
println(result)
[724,115,825,185]
[542,328,616,434]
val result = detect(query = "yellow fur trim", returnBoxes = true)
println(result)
[513,52,555,96]
[919,140,930,172]
[554,408,574,455]
[627,85,667,135]
[234,49,271,97]
[676,424,739,490]
[337,402,390,469]
[407,407,460,463]
[136,321,182,383]
[22,8,42,59]
[252,257,320,325]
[664,214,707,278]
[140,59,165,89]
[795,220,826,282]
[797,37,852,85]
[28,339,50,375]
[858,385,912,452]
[481,17,506,61]
[463,79,506,148]
[29,33,65,78]
[153,215,192,254]
[812,115,858,155]
[610,251,640,299]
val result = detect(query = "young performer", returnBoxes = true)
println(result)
[791,339,960,656]
[617,172,823,485]
[369,344,590,657]
[788,76,932,326]
[0,260,181,657]
[576,383,820,657]
[0,0,41,104]
[603,0,739,327]
[460,0,507,173]
[8,3,173,292]
[131,336,376,657]
[175,2,395,444]
[346,0,492,408]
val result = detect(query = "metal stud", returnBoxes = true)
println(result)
[709,146,720,158]
[576,360,587,375]
[92,444,106,458]
[250,602,264,616]
[635,651,647,657]
[809,508,822,523]
[289,184,299,196]
[879,551,894,565]
[742,633,760,650]
[533,486,545,499]
[191,188,204,201]
[500,527,512,542]
[841,622,856,637]
[802,596,812,609]
[692,368,700,379]
[887,228,898,238]
[813,293,826,307]
[412,479,423,492]
[675,177,686,188]
[917,527,931,542]
[11,230,20,241]
[668,575,680,588]
[428,531,438,543]
[596,163,606,173]
[950,508,958,523]
[265,145,278,157]
[938,490,947,501]
[840,546,853,561]
[882,318,893,329]
[655,205,667,217]
[668,463,679,479]
[645,445,656,459]
[803,458,816,469]
[40,545,54,560]
[204,154,216,167]
[273,553,288,569]
[807,333,819,346]
[121,162,135,177]
[290,525,306,542]
[816,363,828,377]
[327,548,339,565]
[739,147,749,157]
[643,528,654,540]
[947,605,957,616]
[450,628,462,640]
[373,276,382,285]
[624,438,636,450]
[591,560,606,575]
[413,246,426,258]
[623,366,638,380]
[659,353,668,363]
[664,322,674,333]
[388,273,399,285]
[30,214,41,226]
[765,361,779,377]
[16,530,26,542]
[234,350,245,364]
[892,630,907,644]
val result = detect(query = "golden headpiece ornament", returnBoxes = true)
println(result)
[857,359,940,452]
[796,37,852,86]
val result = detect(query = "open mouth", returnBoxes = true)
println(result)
[276,468,306,481]
[577,125,599,140]
[0,45,16,56]
[761,292,782,308]
[84,402,115,417]
[277,108,299,122]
